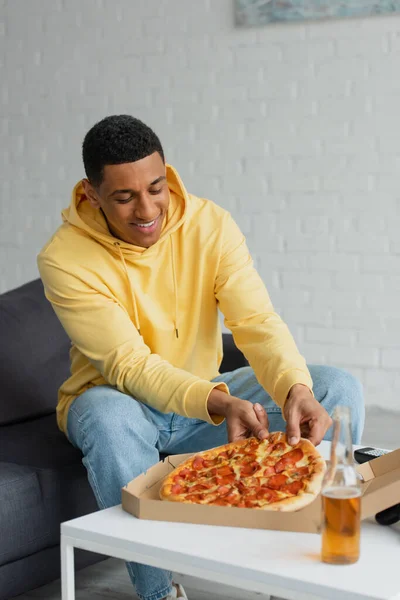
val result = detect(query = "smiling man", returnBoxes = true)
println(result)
[38,115,364,600]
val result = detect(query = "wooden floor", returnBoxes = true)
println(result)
[15,406,400,600]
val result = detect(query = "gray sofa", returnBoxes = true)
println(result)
[0,278,247,599]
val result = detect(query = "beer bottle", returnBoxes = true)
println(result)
[321,405,361,564]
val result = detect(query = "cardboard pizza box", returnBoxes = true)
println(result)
[121,448,400,533]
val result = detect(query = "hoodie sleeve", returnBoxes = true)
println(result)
[215,212,313,410]
[38,258,228,424]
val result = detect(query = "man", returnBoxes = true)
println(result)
[38,115,364,600]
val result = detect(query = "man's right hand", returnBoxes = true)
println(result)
[207,388,269,442]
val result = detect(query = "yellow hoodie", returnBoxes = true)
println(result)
[38,164,313,434]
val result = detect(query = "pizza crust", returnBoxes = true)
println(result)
[292,437,327,497]
[260,492,318,512]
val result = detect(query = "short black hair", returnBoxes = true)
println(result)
[82,115,165,187]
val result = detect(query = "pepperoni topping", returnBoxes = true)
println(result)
[216,465,235,476]
[217,485,231,496]
[272,442,287,453]
[262,443,274,457]
[243,494,257,506]
[240,461,261,476]
[263,466,275,476]
[196,479,216,489]
[218,451,229,460]
[186,493,205,502]
[177,468,191,479]
[245,498,257,508]
[190,484,209,492]
[256,487,279,502]
[275,448,304,473]
[235,478,257,493]
[192,456,205,470]
[244,438,259,450]
[281,480,303,495]
[212,498,230,506]
[216,474,236,485]
[266,473,288,490]
[240,454,257,465]
[203,476,218,486]
[203,458,218,468]
[171,483,184,494]
[185,471,198,482]
[236,481,247,493]
[292,466,309,478]
[287,448,304,461]
[225,491,239,503]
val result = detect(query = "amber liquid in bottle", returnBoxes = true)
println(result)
[321,487,361,564]
[321,405,361,565]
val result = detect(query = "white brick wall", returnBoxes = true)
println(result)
[1,0,399,410]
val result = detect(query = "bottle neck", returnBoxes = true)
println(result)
[330,409,354,467]
[323,405,360,494]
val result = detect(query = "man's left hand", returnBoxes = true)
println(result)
[283,384,332,446]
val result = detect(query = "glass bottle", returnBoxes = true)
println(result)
[321,405,361,565]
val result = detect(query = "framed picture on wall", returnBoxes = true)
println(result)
[234,0,400,27]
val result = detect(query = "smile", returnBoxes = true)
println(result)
[136,220,156,228]
[131,215,160,233]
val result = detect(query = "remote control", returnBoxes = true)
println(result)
[354,446,391,464]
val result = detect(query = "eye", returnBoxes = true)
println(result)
[150,189,162,195]
[115,197,132,204]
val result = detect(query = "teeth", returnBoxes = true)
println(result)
[136,219,156,228]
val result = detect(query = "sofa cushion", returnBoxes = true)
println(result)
[0,413,83,468]
[0,460,97,567]
[0,279,71,425]
[0,415,99,565]
[0,463,52,566]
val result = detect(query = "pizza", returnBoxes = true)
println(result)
[160,432,326,511]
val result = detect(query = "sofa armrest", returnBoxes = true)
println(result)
[220,333,248,374]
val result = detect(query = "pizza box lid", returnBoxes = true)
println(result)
[121,448,400,534]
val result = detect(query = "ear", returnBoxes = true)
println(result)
[82,178,101,208]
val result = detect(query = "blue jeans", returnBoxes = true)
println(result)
[67,365,364,600]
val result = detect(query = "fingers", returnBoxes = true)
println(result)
[227,425,246,443]
[285,407,301,446]
[253,403,269,436]
[307,416,332,446]
[226,399,269,442]
[246,404,269,440]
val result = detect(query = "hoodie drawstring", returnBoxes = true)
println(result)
[114,240,179,339]
[170,236,179,338]
[114,242,141,336]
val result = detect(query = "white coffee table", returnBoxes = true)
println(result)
[61,442,400,600]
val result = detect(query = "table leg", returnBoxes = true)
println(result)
[61,536,75,600]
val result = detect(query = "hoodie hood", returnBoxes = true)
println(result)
[61,163,188,337]
[61,163,187,258]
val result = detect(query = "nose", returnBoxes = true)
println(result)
[134,193,159,222]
